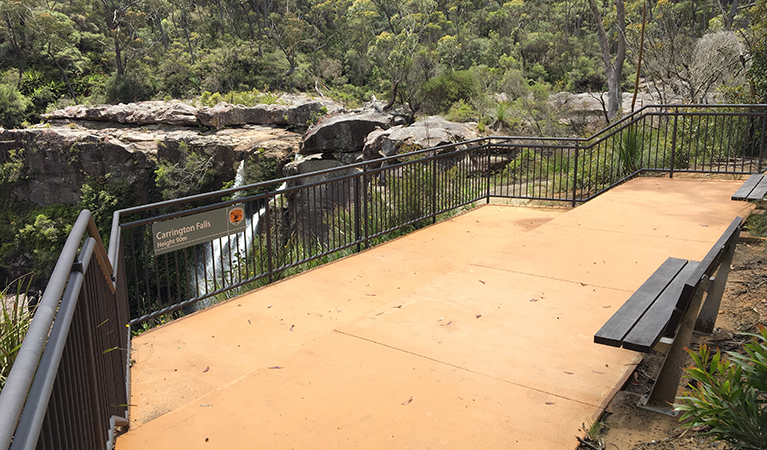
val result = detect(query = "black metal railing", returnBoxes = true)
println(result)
[0,211,130,450]
[114,104,767,326]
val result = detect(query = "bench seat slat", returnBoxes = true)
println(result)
[732,174,763,200]
[749,176,767,201]
[594,258,688,347]
[622,261,700,352]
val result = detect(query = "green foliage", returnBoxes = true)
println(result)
[676,328,767,449]
[16,206,78,276]
[79,175,133,238]
[445,100,480,123]
[0,82,31,129]
[744,212,767,236]
[0,274,35,392]
[0,149,27,186]
[155,142,216,200]
[199,89,280,107]
[419,70,478,114]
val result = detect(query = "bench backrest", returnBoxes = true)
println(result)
[667,217,743,336]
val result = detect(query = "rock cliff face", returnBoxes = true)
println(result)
[0,123,303,207]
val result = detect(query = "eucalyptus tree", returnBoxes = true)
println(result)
[588,0,626,121]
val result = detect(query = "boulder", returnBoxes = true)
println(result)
[362,116,480,159]
[300,112,395,155]
[283,154,363,243]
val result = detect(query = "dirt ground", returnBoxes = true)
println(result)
[580,233,767,450]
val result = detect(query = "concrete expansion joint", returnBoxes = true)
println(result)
[466,264,635,293]
[332,330,599,409]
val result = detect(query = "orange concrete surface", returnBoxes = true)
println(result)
[117,177,753,450]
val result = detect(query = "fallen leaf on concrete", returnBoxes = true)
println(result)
[376,312,384,316]
[201,404,213,407]
[441,320,453,326]
[203,366,209,373]
[476,314,482,319]
[564,371,574,375]
[268,366,283,370]
[592,370,605,374]
[602,305,611,308]
[402,396,413,405]
[289,325,295,331]
[529,298,538,302]
[545,402,555,405]
[393,305,402,308]
[479,280,485,284]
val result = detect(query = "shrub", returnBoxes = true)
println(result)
[418,70,478,114]
[104,73,152,104]
[0,275,35,392]
[676,326,767,449]
[0,82,31,129]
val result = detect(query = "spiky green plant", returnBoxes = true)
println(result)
[0,275,34,392]
[676,326,767,450]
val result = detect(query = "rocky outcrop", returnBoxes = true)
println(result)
[45,95,341,129]
[45,101,200,126]
[300,112,395,155]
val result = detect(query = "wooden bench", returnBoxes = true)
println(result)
[594,217,743,415]
[732,174,767,201]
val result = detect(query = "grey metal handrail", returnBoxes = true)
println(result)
[0,210,123,450]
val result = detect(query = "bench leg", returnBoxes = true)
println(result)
[695,241,737,334]
[639,276,710,416]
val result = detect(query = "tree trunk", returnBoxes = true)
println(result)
[588,0,626,121]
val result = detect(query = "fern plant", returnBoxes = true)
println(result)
[676,326,767,450]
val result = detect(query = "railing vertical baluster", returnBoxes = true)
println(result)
[432,153,437,224]
[265,197,274,283]
[760,106,767,173]
[670,108,679,178]
[354,174,361,252]
[486,143,492,202]
[572,142,579,207]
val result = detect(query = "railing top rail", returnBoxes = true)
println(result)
[0,210,106,449]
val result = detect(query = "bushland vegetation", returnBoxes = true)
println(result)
[0,0,763,129]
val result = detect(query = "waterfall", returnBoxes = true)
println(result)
[189,161,286,309]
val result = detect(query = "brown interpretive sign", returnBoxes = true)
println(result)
[152,205,246,255]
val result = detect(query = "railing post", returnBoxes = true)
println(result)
[362,165,369,249]
[759,106,767,173]
[485,143,491,203]
[264,197,274,283]
[670,108,679,178]
[431,154,437,224]
[572,142,579,208]
[354,174,361,253]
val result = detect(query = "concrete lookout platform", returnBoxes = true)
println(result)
[117,177,753,450]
